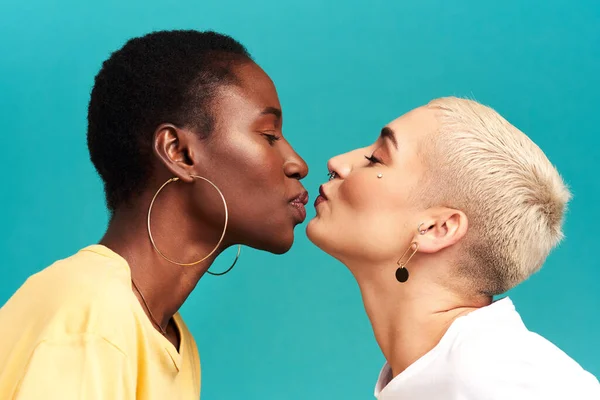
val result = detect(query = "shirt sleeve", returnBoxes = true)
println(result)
[15,334,134,400]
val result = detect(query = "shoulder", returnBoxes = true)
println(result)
[29,246,132,310]
[1,246,138,346]
[447,319,600,399]
[31,245,129,289]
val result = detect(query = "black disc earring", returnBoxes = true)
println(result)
[395,242,418,283]
[395,266,409,283]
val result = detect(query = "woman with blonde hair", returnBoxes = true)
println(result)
[308,97,599,399]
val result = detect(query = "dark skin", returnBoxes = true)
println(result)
[101,61,309,349]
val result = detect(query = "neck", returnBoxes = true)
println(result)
[352,260,491,378]
[100,197,223,332]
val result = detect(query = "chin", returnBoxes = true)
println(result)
[306,219,327,251]
[306,219,349,263]
[270,242,292,255]
[267,239,293,254]
[254,229,295,255]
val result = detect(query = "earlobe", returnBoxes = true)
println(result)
[153,124,195,183]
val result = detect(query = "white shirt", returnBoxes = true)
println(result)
[374,297,600,400]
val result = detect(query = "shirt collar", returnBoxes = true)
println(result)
[373,296,518,397]
[374,362,393,397]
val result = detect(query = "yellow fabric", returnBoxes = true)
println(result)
[0,245,201,399]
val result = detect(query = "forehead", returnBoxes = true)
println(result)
[229,62,280,106]
[210,62,281,120]
[386,106,439,145]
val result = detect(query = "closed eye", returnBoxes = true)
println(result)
[262,132,281,145]
[365,154,382,165]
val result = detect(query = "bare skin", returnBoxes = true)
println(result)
[307,107,491,377]
[102,61,309,349]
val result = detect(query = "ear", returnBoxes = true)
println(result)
[153,124,198,184]
[415,208,468,254]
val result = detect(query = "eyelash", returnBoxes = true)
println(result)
[365,154,382,165]
[262,133,281,145]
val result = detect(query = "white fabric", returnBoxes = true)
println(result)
[374,297,600,400]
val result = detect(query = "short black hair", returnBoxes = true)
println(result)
[87,30,251,211]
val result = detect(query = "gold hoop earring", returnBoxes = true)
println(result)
[395,242,418,283]
[147,175,241,275]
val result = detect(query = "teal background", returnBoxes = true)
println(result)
[1,0,599,398]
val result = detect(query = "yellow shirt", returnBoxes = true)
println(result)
[0,245,201,399]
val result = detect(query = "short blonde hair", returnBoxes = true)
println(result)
[424,97,571,295]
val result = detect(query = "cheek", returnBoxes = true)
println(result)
[216,135,282,187]
[327,173,415,258]
[214,138,286,224]
[338,173,392,213]
[241,148,284,194]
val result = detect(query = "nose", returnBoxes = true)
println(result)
[327,148,365,179]
[283,143,309,180]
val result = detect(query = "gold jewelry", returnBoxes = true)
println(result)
[131,278,168,335]
[395,241,418,283]
[147,175,241,274]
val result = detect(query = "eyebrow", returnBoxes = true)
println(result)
[261,107,282,120]
[380,127,398,149]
